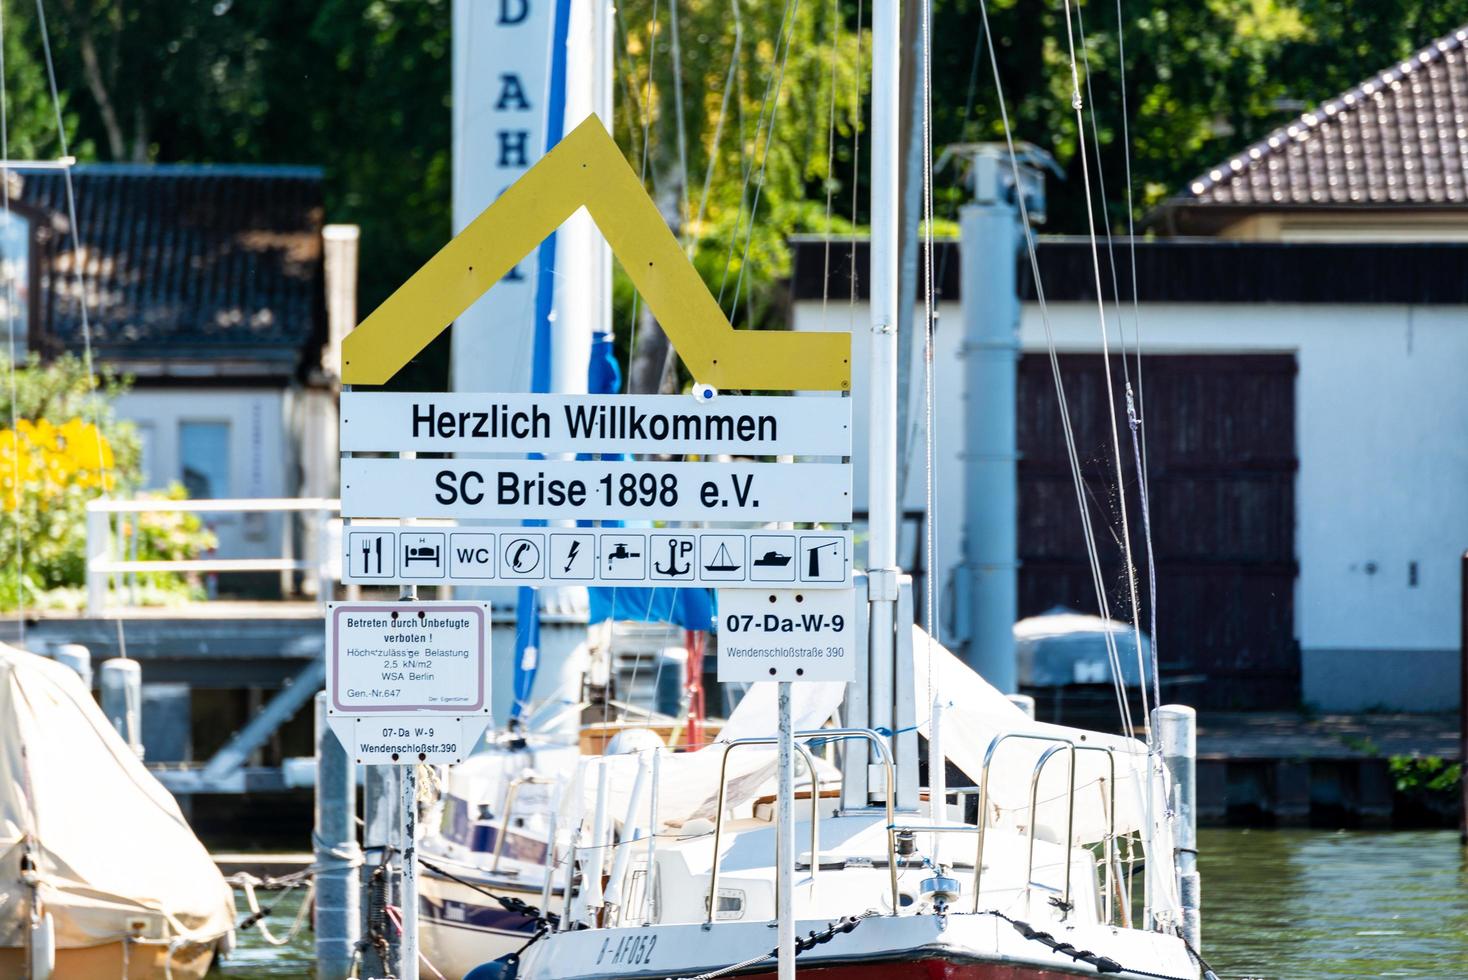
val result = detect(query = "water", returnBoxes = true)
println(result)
[1198,829,1468,979]
[223,830,1468,979]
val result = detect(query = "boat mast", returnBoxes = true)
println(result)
[868,0,901,776]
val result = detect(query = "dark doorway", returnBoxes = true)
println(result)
[1017,353,1299,710]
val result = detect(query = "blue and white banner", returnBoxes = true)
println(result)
[451,0,604,395]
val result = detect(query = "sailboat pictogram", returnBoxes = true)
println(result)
[703,542,740,572]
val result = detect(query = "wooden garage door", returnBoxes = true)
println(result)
[1017,354,1299,710]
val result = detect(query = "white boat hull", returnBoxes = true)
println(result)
[419,863,559,979]
[516,912,1200,980]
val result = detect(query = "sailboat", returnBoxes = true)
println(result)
[467,1,1211,978]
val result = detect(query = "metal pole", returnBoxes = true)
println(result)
[361,758,394,975]
[397,568,420,980]
[314,692,360,980]
[867,0,901,801]
[52,644,92,689]
[960,170,1020,692]
[776,682,796,980]
[98,658,143,757]
[400,761,420,980]
[1460,550,1467,846]
[929,694,945,865]
[1156,705,1199,951]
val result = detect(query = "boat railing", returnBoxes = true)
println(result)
[704,738,821,924]
[84,496,341,615]
[704,728,898,926]
[492,773,561,874]
[962,732,1121,922]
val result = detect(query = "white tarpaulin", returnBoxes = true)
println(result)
[569,680,846,831]
[913,626,1159,842]
[912,626,1181,921]
[0,644,234,950]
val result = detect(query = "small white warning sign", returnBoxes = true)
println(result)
[325,601,491,765]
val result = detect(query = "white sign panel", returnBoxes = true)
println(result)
[341,458,851,523]
[716,588,857,682]
[343,526,852,589]
[325,601,491,765]
[341,392,851,456]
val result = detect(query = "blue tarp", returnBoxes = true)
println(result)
[588,587,717,633]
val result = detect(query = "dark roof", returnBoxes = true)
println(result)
[17,164,326,376]
[788,236,1468,305]
[1156,24,1468,225]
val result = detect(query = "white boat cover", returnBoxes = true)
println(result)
[913,626,1181,923]
[568,680,845,831]
[0,644,235,950]
[1014,607,1147,687]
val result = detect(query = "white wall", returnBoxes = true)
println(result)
[794,298,1468,710]
[114,388,292,561]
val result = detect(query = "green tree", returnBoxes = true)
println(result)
[925,1,1468,231]
[613,0,865,390]
[0,354,214,610]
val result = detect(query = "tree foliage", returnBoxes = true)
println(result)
[0,354,214,609]
[926,0,1468,230]
[0,0,1458,368]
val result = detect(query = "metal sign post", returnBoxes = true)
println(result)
[714,589,855,980]
[324,597,490,979]
[776,681,795,980]
[400,753,420,980]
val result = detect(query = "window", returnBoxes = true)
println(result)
[0,208,30,342]
[179,421,230,499]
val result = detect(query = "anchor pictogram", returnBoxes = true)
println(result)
[654,538,693,576]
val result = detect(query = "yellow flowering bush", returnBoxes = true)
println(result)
[0,354,216,610]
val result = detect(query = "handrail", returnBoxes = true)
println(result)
[1023,744,1077,914]
[704,738,821,925]
[84,496,341,615]
[491,774,561,873]
[966,734,1122,924]
[972,732,1076,914]
[704,728,899,925]
[87,497,340,513]
[1076,745,1118,925]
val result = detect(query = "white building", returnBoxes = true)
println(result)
[792,234,1467,713]
[788,25,1468,712]
[10,164,353,585]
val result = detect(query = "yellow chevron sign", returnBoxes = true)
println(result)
[341,116,850,391]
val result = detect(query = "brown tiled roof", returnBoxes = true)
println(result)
[1179,25,1468,208]
[16,164,325,376]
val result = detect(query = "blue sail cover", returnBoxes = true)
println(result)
[588,587,717,633]
[509,0,572,728]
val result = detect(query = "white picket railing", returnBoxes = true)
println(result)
[84,497,341,615]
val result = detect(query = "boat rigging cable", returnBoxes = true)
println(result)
[713,0,795,316]
[1059,0,1151,740]
[1110,0,1164,721]
[972,0,1135,741]
[1061,0,1178,928]
[618,0,662,388]
[32,0,130,666]
[726,0,802,324]
[0,0,22,647]
[1072,0,1164,729]
[819,0,841,325]
[920,0,940,738]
